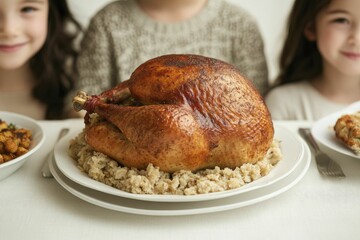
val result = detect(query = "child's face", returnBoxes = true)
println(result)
[0,0,49,71]
[313,0,360,77]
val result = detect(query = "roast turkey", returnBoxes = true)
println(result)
[73,54,274,173]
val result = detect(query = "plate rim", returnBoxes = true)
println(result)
[54,122,304,202]
[49,140,311,216]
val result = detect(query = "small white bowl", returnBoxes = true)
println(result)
[0,111,45,181]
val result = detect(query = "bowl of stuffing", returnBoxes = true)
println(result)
[0,111,45,181]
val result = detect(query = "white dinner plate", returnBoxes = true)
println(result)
[312,101,360,159]
[49,140,310,216]
[54,122,304,202]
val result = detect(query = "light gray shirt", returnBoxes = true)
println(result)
[265,81,347,121]
[71,0,268,103]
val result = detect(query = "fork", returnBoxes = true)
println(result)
[299,128,345,178]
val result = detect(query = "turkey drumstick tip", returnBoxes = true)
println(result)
[73,91,89,112]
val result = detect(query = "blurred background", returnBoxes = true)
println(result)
[67,0,295,83]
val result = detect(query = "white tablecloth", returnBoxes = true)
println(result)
[1,119,359,240]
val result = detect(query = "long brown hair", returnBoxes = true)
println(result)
[275,0,331,86]
[30,0,81,119]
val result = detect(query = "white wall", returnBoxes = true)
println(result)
[68,0,294,82]
[68,0,115,26]
[229,0,294,81]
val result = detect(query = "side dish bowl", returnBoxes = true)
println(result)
[0,111,45,181]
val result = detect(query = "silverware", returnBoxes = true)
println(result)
[299,128,345,177]
[41,128,69,178]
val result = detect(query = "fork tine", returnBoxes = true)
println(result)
[324,162,345,177]
[330,162,345,177]
[299,128,346,178]
[316,155,345,177]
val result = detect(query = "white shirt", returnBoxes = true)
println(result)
[265,81,347,121]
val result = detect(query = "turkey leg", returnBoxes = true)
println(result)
[79,97,209,172]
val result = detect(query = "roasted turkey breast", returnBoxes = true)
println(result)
[73,54,274,172]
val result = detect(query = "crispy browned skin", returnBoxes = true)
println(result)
[334,112,360,155]
[79,54,274,172]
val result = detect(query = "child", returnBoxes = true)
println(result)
[0,0,81,120]
[72,0,269,99]
[265,0,360,121]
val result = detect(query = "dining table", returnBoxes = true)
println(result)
[1,119,359,240]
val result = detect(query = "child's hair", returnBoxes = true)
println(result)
[275,0,331,85]
[30,0,81,119]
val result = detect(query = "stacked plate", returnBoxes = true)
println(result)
[50,123,311,216]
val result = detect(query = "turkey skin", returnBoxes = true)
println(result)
[73,54,274,173]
